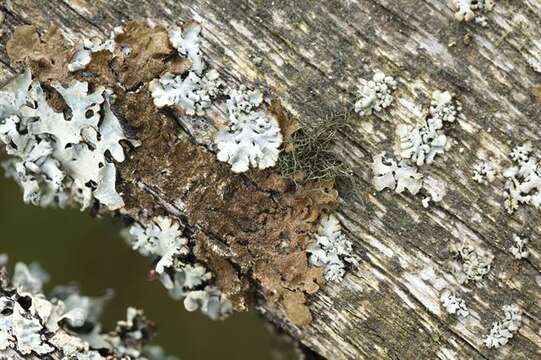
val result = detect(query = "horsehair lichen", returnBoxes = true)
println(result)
[0,255,176,360]
[276,111,355,186]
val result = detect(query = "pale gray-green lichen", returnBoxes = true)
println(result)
[125,216,232,320]
[0,69,131,211]
[215,86,283,173]
[440,289,469,317]
[484,304,522,349]
[503,142,541,213]
[0,256,176,360]
[372,152,423,195]
[398,90,462,166]
[453,0,495,27]
[510,234,529,259]
[354,71,397,116]
[307,214,359,281]
[450,242,493,284]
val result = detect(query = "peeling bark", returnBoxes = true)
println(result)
[0,1,540,359]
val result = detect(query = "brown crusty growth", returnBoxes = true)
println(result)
[6,23,342,326]
[6,25,72,82]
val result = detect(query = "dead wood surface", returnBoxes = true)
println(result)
[0,1,540,359]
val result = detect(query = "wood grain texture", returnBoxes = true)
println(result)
[1,1,540,359]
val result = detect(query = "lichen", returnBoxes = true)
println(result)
[0,257,175,359]
[307,214,359,281]
[149,70,222,115]
[509,234,529,259]
[125,216,232,320]
[0,70,131,210]
[473,161,496,184]
[484,304,522,349]
[354,71,397,116]
[453,0,495,27]
[503,142,541,213]
[440,290,469,317]
[397,90,462,166]
[216,86,283,173]
[449,242,493,284]
[372,152,423,195]
[276,111,354,185]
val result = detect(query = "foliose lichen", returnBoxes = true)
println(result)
[0,69,131,211]
[0,256,175,359]
[503,142,541,213]
[372,152,423,195]
[440,289,469,317]
[509,234,529,259]
[473,161,496,184]
[453,0,495,27]
[398,91,462,166]
[449,242,493,284]
[354,71,397,116]
[215,86,283,173]
[484,304,522,349]
[125,216,232,320]
[307,214,359,281]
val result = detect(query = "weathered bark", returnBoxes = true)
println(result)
[1,1,540,359]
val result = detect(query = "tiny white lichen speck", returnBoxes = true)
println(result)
[372,152,423,195]
[125,216,232,320]
[510,234,529,259]
[215,86,283,173]
[354,71,397,116]
[307,214,359,281]
[0,69,130,211]
[473,161,496,184]
[503,142,541,213]
[440,289,469,317]
[484,304,522,349]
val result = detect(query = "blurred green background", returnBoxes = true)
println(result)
[0,176,295,360]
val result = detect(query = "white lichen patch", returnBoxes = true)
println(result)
[484,304,522,349]
[168,21,204,75]
[440,289,469,317]
[0,259,175,359]
[149,70,222,115]
[150,19,224,116]
[127,216,189,274]
[68,27,124,72]
[215,86,283,173]
[307,214,359,281]
[354,71,397,116]
[125,216,232,320]
[473,161,496,184]
[450,242,493,284]
[453,0,495,26]
[397,124,447,166]
[503,142,541,213]
[372,152,423,195]
[0,70,130,210]
[510,234,529,259]
[397,91,462,166]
